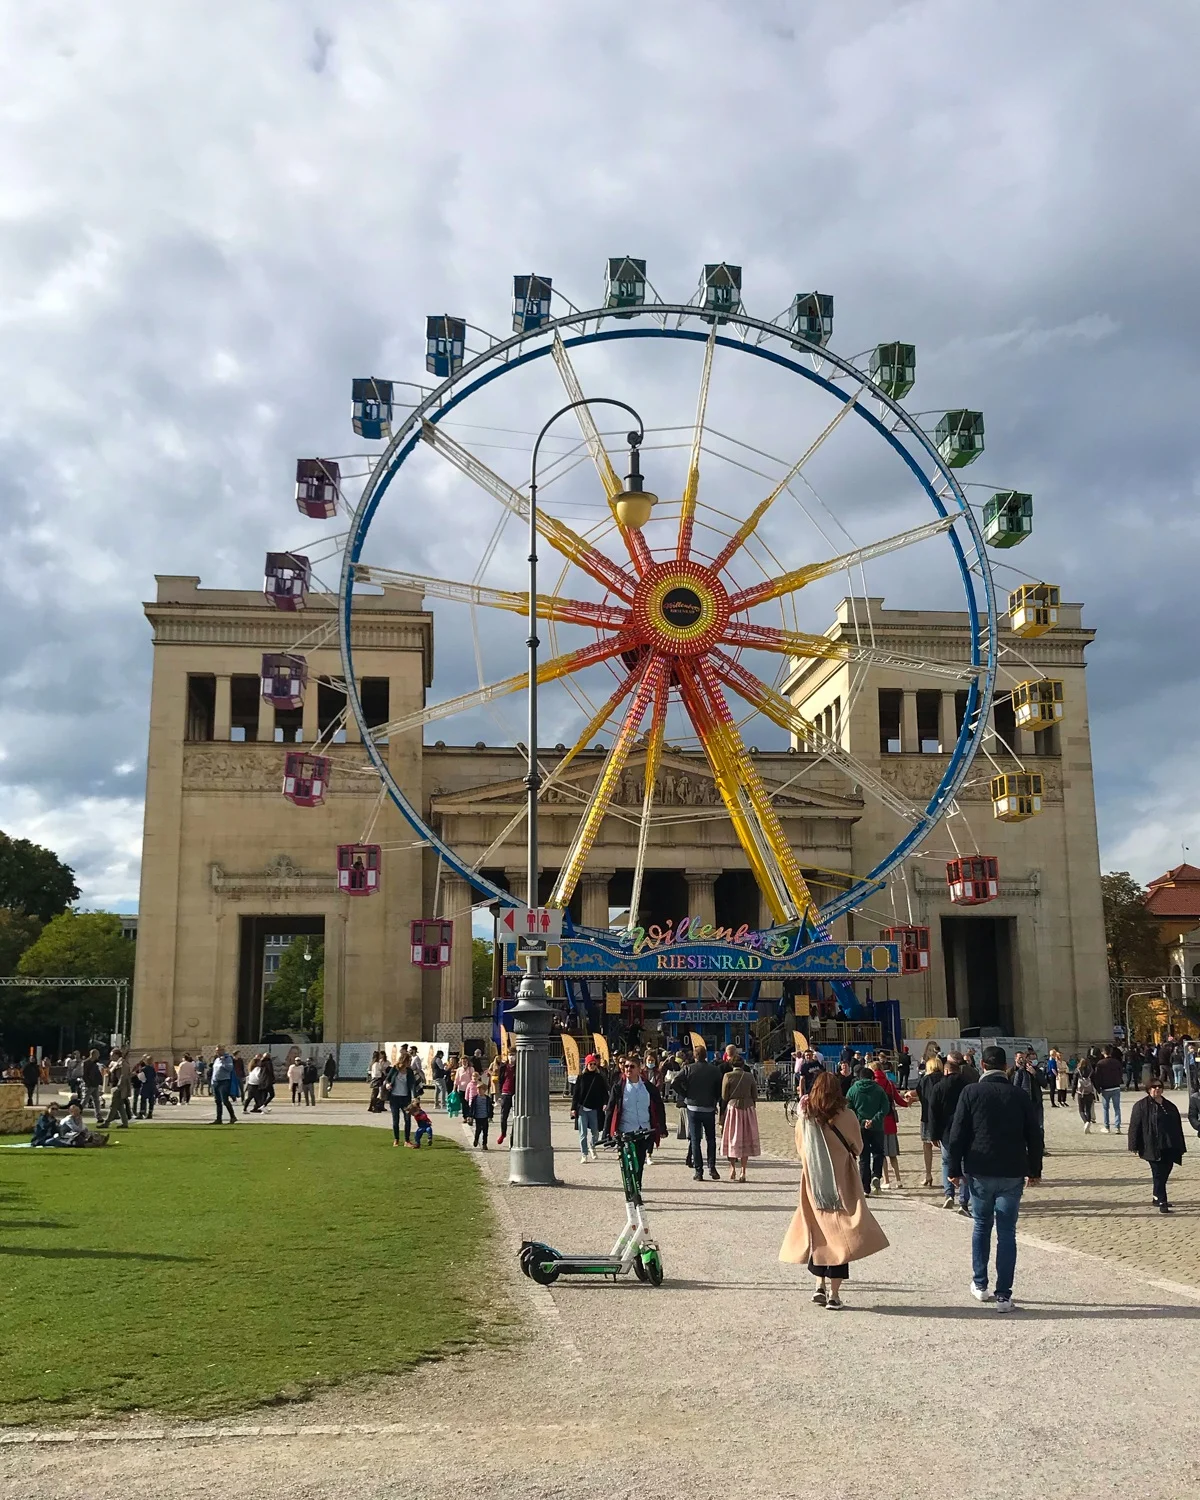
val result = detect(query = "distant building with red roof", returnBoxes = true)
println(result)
[1145,865,1200,939]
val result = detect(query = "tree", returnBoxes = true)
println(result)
[262,938,323,1039]
[0,832,80,922]
[472,938,494,1013]
[0,910,42,977]
[1101,871,1166,981]
[8,911,135,1053]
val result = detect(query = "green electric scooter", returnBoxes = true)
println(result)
[518,1130,664,1286]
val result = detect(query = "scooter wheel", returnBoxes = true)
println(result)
[645,1251,664,1286]
[632,1254,649,1282]
[529,1255,561,1286]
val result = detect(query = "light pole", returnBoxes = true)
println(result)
[507,398,656,1188]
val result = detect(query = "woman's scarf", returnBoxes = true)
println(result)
[803,1115,844,1211]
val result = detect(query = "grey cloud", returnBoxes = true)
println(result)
[1,0,1198,901]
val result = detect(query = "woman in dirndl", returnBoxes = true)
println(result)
[720,1056,761,1182]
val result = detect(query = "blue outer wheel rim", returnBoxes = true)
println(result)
[338,316,997,924]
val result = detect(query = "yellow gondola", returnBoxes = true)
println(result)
[1008,582,1060,638]
[1012,678,1064,731]
[991,771,1044,822]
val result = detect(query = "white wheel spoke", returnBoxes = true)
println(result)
[352,563,629,630]
[729,514,956,612]
[677,324,716,559]
[420,421,635,599]
[722,620,980,682]
[711,650,924,825]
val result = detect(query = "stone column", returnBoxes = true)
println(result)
[504,870,528,905]
[941,691,959,752]
[580,870,613,930]
[439,874,475,1025]
[214,676,232,742]
[685,870,717,927]
[256,693,273,745]
[901,691,919,754]
[301,683,320,745]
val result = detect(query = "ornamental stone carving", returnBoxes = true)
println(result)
[183,746,378,794]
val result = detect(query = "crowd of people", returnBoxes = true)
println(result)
[10,1046,342,1125]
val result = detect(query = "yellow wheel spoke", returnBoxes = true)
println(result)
[721,619,980,681]
[626,668,670,931]
[711,649,923,824]
[711,394,861,573]
[420,420,636,600]
[369,632,637,741]
[728,515,955,612]
[551,333,651,573]
[550,655,668,909]
[352,563,629,631]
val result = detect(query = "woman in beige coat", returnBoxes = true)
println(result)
[779,1072,889,1309]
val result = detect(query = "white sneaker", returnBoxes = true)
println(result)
[588,1149,598,1162]
[580,1154,589,1163]
[970,1283,994,1303]
[1083,1122,1090,1133]
[994,1295,1015,1313]
[1102,1126,1110,1133]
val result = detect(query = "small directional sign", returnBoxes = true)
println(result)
[497,905,563,940]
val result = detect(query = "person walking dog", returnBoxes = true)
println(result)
[946,1045,1043,1312]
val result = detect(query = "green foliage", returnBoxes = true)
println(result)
[5,911,135,1051]
[18,910,135,983]
[0,1125,500,1423]
[0,909,42,977]
[1101,871,1165,981]
[262,938,323,1038]
[472,937,494,1013]
[0,831,80,922]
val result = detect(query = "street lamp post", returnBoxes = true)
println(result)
[507,398,656,1188]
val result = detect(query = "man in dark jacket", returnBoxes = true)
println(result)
[671,1045,723,1181]
[81,1050,104,1120]
[20,1055,40,1107]
[947,1045,1044,1312]
[929,1053,971,1211]
[571,1054,609,1162]
[1091,1045,1124,1132]
[1129,1079,1187,1212]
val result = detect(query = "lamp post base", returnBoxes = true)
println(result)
[507,967,560,1187]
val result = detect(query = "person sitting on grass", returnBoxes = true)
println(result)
[57,1100,108,1147]
[408,1100,434,1148]
[31,1102,63,1146]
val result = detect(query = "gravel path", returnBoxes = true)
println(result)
[6,1098,1200,1498]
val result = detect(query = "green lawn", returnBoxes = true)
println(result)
[0,1125,502,1424]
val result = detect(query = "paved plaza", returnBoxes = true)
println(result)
[5,1091,1200,1499]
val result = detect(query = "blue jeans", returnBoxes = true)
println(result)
[688,1109,717,1175]
[577,1106,600,1155]
[1173,1065,1185,1089]
[213,1081,236,1122]
[968,1174,1024,1299]
[941,1143,969,1206]
[1101,1087,1122,1130]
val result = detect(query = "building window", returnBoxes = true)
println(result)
[1033,725,1060,756]
[318,681,348,743]
[993,692,1017,754]
[361,678,390,742]
[916,689,941,752]
[954,690,969,738]
[230,675,260,742]
[263,954,280,973]
[878,689,902,754]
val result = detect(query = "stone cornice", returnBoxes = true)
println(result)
[148,606,433,658]
[913,868,1041,901]
[210,853,338,898]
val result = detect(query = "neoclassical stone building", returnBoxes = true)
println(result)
[131,577,1111,1052]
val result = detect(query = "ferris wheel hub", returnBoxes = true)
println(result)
[630,559,730,658]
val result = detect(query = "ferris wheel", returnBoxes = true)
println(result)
[267,258,1062,939]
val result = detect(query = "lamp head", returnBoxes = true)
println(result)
[615,431,657,530]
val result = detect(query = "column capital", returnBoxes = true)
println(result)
[581,868,616,883]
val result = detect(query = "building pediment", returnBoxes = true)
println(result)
[430,747,861,818]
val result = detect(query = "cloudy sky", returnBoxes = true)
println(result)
[1,0,1197,909]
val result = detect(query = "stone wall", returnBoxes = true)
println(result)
[0,1080,38,1136]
